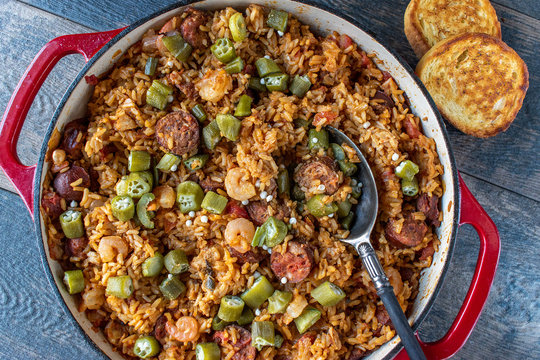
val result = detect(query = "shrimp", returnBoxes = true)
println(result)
[225,167,256,201]
[386,267,403,296]
[165,316,199,342]
[82,285,105,310]
[195,69,232,103]
[98,236,129,262]
[224,218,255,254]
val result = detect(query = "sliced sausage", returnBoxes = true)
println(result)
[225,200,250,219]
[53,165,91,201]
[213,325,256,360]
[246,200,290,226]
[403,116,421,139]
[168,71,198,100]
[155,110,200,156]
[270,241,314,283]
[418,241,435,261]
[41,191,64,219]
[385,213,428,248]
[200,177,223,192]
[228,246,265,265]
[154,314,169,344]
[61,118,87,159]
[371,90,394,114]
[180,8,208,48]
[294,156,341,195]
[375,306,393,327]
[417,194,441,227]
[66,237,88,257]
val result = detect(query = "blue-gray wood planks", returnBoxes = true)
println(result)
[0,0,539,359]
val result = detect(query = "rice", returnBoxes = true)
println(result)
[41,4,443,360]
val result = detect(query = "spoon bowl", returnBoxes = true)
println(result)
[328,126,427,360]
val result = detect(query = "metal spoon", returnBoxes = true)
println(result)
[328,127,426,360]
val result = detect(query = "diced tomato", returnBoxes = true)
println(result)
[84,74,99,85]
[225,200,249,219]
[382,71,392,82]
[312,111,338,127]
[360,52,372,68]
[338,34,354,50]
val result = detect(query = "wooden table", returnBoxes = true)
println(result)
[0,0,538,358]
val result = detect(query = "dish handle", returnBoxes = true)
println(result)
[394,173,500,359]
[0,28,124,219]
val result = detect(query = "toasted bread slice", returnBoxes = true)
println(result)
[404,0,501,57]
[417,33,528,137]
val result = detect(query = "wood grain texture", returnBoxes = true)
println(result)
[0,0,539,359]
[6,0,539,201]
[0,0,91,193]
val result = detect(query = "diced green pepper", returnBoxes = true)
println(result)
[277,169,290,195]
[224,56,244,74]
[202,120,222,150]
[201,191,228,214]
[255,57,281,77]
[144,57,158,76]
[162,34,192,62]
[184,154,209,171]
[341,212,355,230]
[306,194,338,217]
[294,118,312,129]
[229,13,248,42]
[311,281,346,306]
[401,177,419,197]
[176,181,204,213]
[252,321,275,350]
[338,160,358,177]
[267,10,289,33]
[106,275,133,299]
[111,195,135,222]
[211,38,236,63]
[156,153,181,172]
[216,114,242,141]
[63,270,85,294]
[234,94,252,117]
[136,193,155,229]
[134,336,160,359]
[294,307,321,334]
[142,253,164,277]
[273,334,284,348]
[289,74,311,97]
[164,249,189,275]
[251,225,266,247]
[336,200,352,218]
[292,184,305,201]
[308,128,329,150]
[159,274,186,300]
[191,104,208,122]
[240,275,274,309]
[211,315,230,331]
[195,342,221,360]
[264,73,289,92]
[248,77,267,92]
[59,210,84,239]
[267,290,292,314]
[237,307,255,325]
[218,295,245,322]
[395,160,419,181]
[330,143,346,161]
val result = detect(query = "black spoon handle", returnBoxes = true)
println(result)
[356,242,427,360]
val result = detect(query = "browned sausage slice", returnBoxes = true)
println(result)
[168,71,198,100]
[294,156,341,195]
[270,241,314,283]
[213,325,256,360]
[61,119,87,159]
[403,116,421,139]
[155,110,200,156]
[41,191,64,219]
[371,90,394,114]
[416,193,440,226]
[200,177,223,192]
[385,213,427,248]
[228,246,265,265]
[180,8,208,48]
[154,314,169,344]
[348,348,367,360]
[53,165,91,201]
[66,237,88,257]
[246,200,290,226]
